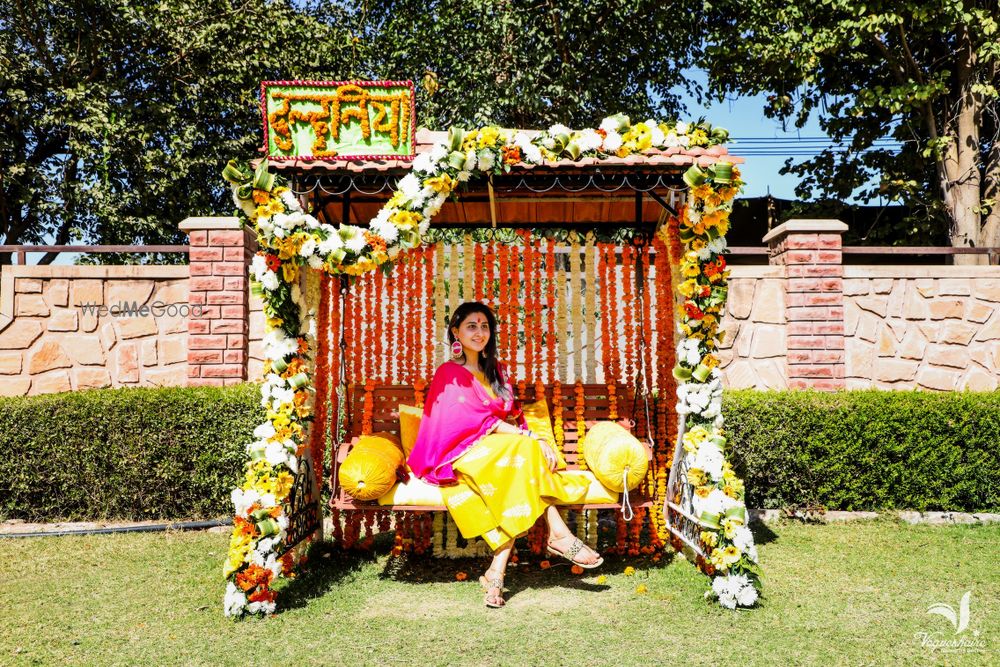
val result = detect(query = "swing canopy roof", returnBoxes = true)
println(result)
[270,128,744,230]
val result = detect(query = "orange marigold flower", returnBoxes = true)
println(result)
[540,560,552,570]
[455,572,468,581]
[571,565,584,575]
[501,145,523,165]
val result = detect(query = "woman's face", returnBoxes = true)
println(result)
[452,311,491,356]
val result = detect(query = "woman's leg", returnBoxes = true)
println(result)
[544,506,601,565]
[483,538,515,606]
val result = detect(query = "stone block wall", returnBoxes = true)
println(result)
[718,268,789,389]
[0,265,189,396]
[844,267,1000,391]
[2,217,998,396]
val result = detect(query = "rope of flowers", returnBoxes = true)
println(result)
[662,166,762,609]
[222,115,740,617]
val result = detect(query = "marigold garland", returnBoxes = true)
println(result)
[545,237,556,383]
[463,233,475,302]
[622,242,636,388]
[222,115,743,617]
[484,241,496,307]
[424,245,436,380]
[583,233,598,382]
[568,233,582,382]
[474,241,485,302]
[520,232,535,378]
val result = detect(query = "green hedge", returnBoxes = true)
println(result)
[724,389,1000,513]
[1,384,263,522]
[3,385,998,521]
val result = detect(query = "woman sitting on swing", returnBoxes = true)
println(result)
[407,301,603,608]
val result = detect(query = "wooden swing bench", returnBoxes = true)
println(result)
[330,382,655,513]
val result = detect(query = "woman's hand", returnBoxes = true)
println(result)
[538,439,559,472]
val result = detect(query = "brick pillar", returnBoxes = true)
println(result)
[179,216,255,386]
[763,219,848,390]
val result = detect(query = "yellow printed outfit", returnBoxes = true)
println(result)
[438,371,589,550]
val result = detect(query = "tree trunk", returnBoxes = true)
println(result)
[942,30,986,265]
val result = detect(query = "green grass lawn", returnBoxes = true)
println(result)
[2,519,998,666]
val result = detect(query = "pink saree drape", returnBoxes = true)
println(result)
[406,361,526,486]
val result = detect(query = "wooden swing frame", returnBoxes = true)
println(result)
[277,150,710,556]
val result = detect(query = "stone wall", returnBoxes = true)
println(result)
[2,218,998,396]
[844,266,1000,391]
[0,265,189,396]
[718,267,788,389]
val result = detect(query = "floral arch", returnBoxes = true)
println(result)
[221,113,762,618]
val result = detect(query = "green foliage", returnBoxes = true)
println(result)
[0,0,359,260]
[0,384,263,521]
[3,0,706,263]
[723,389,1000,512]
[702,1,1000,247]
[5,384,998,522]
[360,0,704,129]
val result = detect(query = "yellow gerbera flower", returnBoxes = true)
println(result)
[424,174,456,194]
[478,126,500,148]
[390,210,424,229]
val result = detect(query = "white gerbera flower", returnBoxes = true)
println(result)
[224,582,247,617]
[371,218,399,243]
[428,143,448,162]
[299,237,317,257]
[253,422,276,440]
[663,131,681,148]
[602,129,622,153]
[260,270,279,292]
[398,174,422,199]
[549,123,571,136]
[648,121,666,147]
[340,226,366,253]
[412,151,436,174]
[577,129,603,153]
[477,149,495,171]
[599,116,620,133]
[676,121,690,135]
[307,255,323,270]
[250,254,268,281]
[302,214,320,229]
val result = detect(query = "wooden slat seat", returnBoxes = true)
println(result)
[330,383,654,513]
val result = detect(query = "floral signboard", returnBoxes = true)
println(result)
[262,80,415,161]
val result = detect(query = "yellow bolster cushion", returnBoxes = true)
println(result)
[581,421,648,493]
[377,469,619,506]
[521,397,567,469]
[398,404,423,458]
[339,432,404,501]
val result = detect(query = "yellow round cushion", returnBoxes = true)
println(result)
[581,421,648,493]
[339,432,404,501]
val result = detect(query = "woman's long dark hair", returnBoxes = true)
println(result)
[448,301,510,399]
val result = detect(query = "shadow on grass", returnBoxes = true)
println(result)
[375,543,682,603]
[277,532,395,611]
[751,521,779,545]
